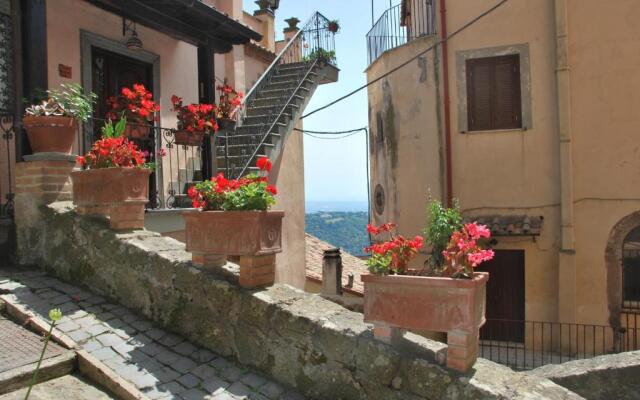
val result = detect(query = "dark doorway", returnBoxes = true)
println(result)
[90,47,158,207]
[478,249,525,342]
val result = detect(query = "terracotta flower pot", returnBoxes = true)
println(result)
[362,272,488,372]
[183,210,284,288]
[174,130,205,146]
[71,167,151,230]
[23,116,78,154]
[124,123,151,140]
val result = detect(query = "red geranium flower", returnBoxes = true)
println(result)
[257,157,272,172]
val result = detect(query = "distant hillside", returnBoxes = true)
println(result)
[305,211,370,256]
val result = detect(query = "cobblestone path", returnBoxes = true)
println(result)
[0,269,304,400]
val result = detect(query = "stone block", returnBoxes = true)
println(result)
[238,254,276,288]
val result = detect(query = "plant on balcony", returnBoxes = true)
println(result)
[183,157,284,288]
[170,95,219,146]
[302,48,336,64]
[107,83,160,139]
[216,83,244,131]
[327,19,340,33]
[361,211,493,372]
[71,117,152,230]
[23,83,97,154]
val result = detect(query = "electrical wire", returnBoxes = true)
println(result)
[299,0,510,120]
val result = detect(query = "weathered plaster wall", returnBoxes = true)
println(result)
[15,201,585,400]
[366,35,443,265]
[564,0,640,327]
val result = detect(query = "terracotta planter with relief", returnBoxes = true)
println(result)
[183,210,284,288]
[23,116,77,154]
[71,167,151,230]
[362,272,488,372]
[174,130,205,146]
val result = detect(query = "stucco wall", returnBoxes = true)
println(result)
[366,35,443,259]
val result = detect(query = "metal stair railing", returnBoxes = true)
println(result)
[219,11,337,178]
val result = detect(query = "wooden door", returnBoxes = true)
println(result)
[91,47,157,207]
[477,250,525,342]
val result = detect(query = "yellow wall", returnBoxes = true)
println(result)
[367,0,640,328]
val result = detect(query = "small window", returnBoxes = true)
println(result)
[623,226,640,307]
[466,54,522,131]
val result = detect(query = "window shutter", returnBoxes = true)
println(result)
[493,56,521,129]
[466,55,522,131]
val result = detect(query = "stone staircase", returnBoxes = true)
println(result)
[217,59,338,179]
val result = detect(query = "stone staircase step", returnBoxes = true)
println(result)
[246,103,299,117]
[250,95,304,109]
[263,78,314,91]
[242,113,291,126]
[270,71,318,83]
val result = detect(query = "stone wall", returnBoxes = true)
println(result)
[530,351,640,400]
[15,201,585,400]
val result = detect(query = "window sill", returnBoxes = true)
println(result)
[461,127,527,134]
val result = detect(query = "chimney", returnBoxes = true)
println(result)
[322,248,343,296]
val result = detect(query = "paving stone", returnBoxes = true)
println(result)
[201,376,230,395]
[159,333,183,347]
[83,338,104,353]
[115,363,142,377]
[249,392,270,400]
[75,315,100,328]
[192,348,216,363]
[68,329,91,343]
[85,305,103,315]
[146,328,166,341]
[121,313,139,323]
[177,373,201,389]
[181,388,208,400]
[210,392,236,400]
[156,349,181,366]
[159,381,187,395]
[136,357,163,373]
[241,373,267,389]
[78,301,92,308]
[86,295,106,305]
[227,382,252,399]
[142,385,172,400]
[169,356,196,374]
[221,366,244,382]
[191,364,218,380]
[174,341,197,357]
[96,333,124,347]
[279,391,305,400]
[57,301,80,314]
[259,382,285,399]
[130,372,160,389]
[67,309,88,320]
[36,289,60,299]
[85,323,110,336]
[140,342,165,357]
[128,333,153,347]
[210,357,232,371]
[96,311,116,321]
[113,341,137,357]
[49,294,72,305]
[103,355,129,371]
[153,366,182,383]
[56,320,80,332]
[102,303,119,311]
[91,346,119,361]
[130,319,153,332]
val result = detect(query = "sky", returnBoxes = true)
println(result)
[242,0,393,204]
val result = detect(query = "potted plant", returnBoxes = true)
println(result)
[302,48,337,64]
[184,157,283,288]
[327,19,340,33]
[23,84,96,154]
[170,95,218,146]
[361,200,494,372]
[107,84,159,139]
[216,82,243,132]
[72,118,152,230]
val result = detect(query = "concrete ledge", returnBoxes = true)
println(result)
[0,352,76,395]
[14,201,585,400]
[530,351,640,399]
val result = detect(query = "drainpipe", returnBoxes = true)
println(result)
[439,0,453,206]
[554,0,577,324]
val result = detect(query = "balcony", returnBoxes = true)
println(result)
[366,0,436,66]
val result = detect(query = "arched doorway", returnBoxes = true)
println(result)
[605,211,640,351]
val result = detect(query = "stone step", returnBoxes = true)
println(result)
[235,122,287,135]
[216,143,273,157]
[263,78,314,91]
[256,86,310,99]
[270,71,318,83]
[250,94,304,109]
[242,113,291,126]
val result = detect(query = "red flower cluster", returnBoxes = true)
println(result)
[107,84,159,123]
[171,95,219,135]
[216,83,244,120]
[442,222,494,278]
[76,136,146,169]
[365,223,424,275]
[187,157,277,211]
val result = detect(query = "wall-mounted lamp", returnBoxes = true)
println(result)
[123,19,143,51]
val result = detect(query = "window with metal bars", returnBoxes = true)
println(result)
[466,54,522,132]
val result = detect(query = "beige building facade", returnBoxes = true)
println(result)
[367,0,640,352]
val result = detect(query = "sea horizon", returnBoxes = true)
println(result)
[305,200,369,213]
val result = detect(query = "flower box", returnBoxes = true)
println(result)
[124,123,151,140]
[71,167,151,230]
[362,272,488,372]
[183,210,284,288]
[174,130,205,146]
[23,116,77,154]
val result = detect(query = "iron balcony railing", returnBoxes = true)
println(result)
[366,0,436,65]
[479,317,640,371]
